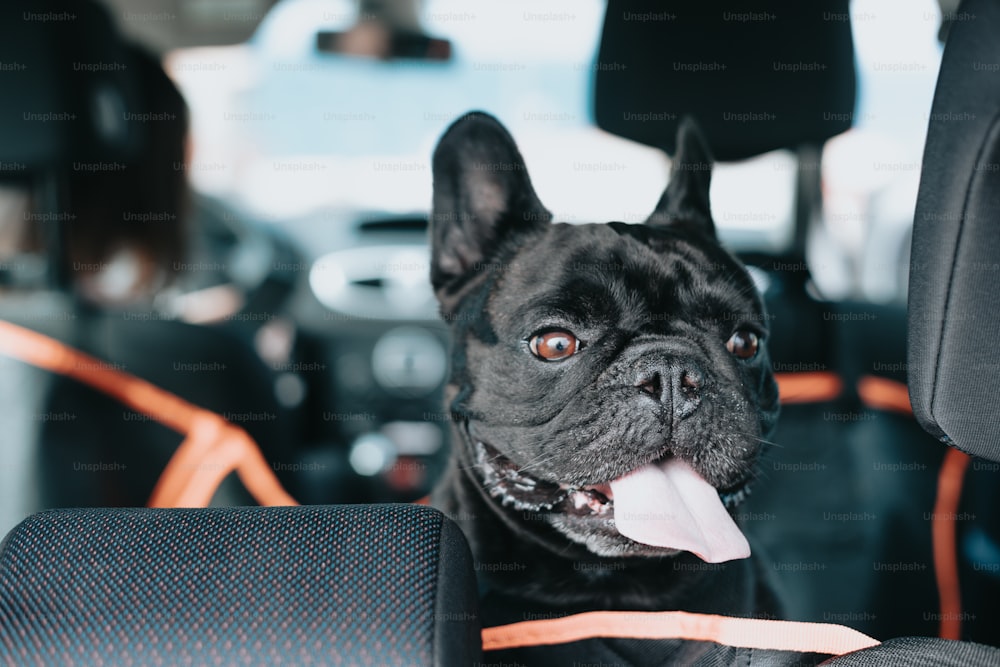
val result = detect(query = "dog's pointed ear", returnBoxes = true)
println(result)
[646,117,715,237]
[430,111,551,313]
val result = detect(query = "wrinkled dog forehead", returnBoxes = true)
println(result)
[484,225,652,330]
[486,222,760,337]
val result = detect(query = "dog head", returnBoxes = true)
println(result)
[430,112,779,563]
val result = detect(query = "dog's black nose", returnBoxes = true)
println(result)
[636,366,702,419]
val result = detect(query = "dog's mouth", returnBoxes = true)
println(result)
[474,440,753,563]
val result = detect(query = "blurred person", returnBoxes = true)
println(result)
[66,45,189,307]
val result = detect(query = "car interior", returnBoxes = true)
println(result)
[1,0,999,665]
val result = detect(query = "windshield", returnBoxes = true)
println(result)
[167,0,942,302]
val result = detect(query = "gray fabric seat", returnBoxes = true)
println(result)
[826,0,1000,659]
[0,504,481,666]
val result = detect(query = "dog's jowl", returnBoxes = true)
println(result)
[430,111,786,664]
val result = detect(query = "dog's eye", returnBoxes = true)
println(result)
[726,330,759,360]
[529,330,580,361]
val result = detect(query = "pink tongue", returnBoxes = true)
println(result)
[609,458,750,563]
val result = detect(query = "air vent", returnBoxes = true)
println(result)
[309,245,437,320]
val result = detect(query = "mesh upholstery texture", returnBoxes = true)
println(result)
[0,504,479,666]
[820,637,1000,666]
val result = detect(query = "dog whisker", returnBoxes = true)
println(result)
[725,429,782,448]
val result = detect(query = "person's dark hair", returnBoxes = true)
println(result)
[65,44,189,300]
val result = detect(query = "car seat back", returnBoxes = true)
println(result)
[908,0,1000,463]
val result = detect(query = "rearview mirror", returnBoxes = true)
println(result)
[317,26,452,62]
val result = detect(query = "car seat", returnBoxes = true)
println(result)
[901,0,1000,645]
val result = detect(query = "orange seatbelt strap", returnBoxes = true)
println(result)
[482,610,880,655]
[930,447,971,640]
[856,375,913,416]
[774,371,843,404]
[0,319,297,508]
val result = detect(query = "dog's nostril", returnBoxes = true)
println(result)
[680,370,701,397]
[673,367,703,420]
[637,372,662,399]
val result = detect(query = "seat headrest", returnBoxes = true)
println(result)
[0,0,142,175]
[908,0,1000,462]
[594,1,856,161]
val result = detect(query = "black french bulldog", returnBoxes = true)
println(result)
[430,112,784,662]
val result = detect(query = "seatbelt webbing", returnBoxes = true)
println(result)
[482,610,880,655]
[0,319,297,508]
[774,371,843,403]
